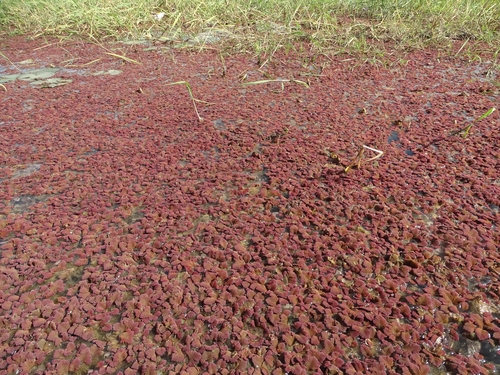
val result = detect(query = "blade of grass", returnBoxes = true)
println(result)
[166,81,205,122]
[156,11,182,41]
[78,58,102,67]
[0,51,21,72]
[89,35,142,66]
[475,107,497,122]
[460,107,496,138]
[241,78,309,88]
[104,52,141,65]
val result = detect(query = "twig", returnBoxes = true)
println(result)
[241,78,309,89]
[104,52,141,65]
[0,51,21,72]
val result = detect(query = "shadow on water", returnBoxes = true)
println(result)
[9,194,51,214]
[388,130,414,156]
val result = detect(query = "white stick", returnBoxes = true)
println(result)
[362,145,384,162]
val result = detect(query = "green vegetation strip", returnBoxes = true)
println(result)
[0,0,499,54]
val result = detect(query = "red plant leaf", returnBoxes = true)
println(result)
[380,355,394,368]
[56,360,70,375]
[374,314,388,329]
[475,328,490,341]
[114,348,128,363]
[305,355,321,370]
[360,344,373,357]
[79,346,93,366]
[171,348,185,363]
[463,321,475,333]
[283,333,295,346]
[119,329,134,344]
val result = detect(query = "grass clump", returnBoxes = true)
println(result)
[0,0,159,39]
[0,0,499,54]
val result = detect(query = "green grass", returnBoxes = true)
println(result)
[0,0,499,54]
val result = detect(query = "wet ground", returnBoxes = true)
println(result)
[0,36,499,374]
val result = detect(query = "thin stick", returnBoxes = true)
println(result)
[78,58,102,67]
[362,145,384,162]
[344,146,364,173]
[344,145,383,173]
[241,78,309,88]
[104,52,141,65]
[0,51,21,72]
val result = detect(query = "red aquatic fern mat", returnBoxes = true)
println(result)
[0,37,499,375]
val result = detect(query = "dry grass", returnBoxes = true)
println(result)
[0,0,499,55]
